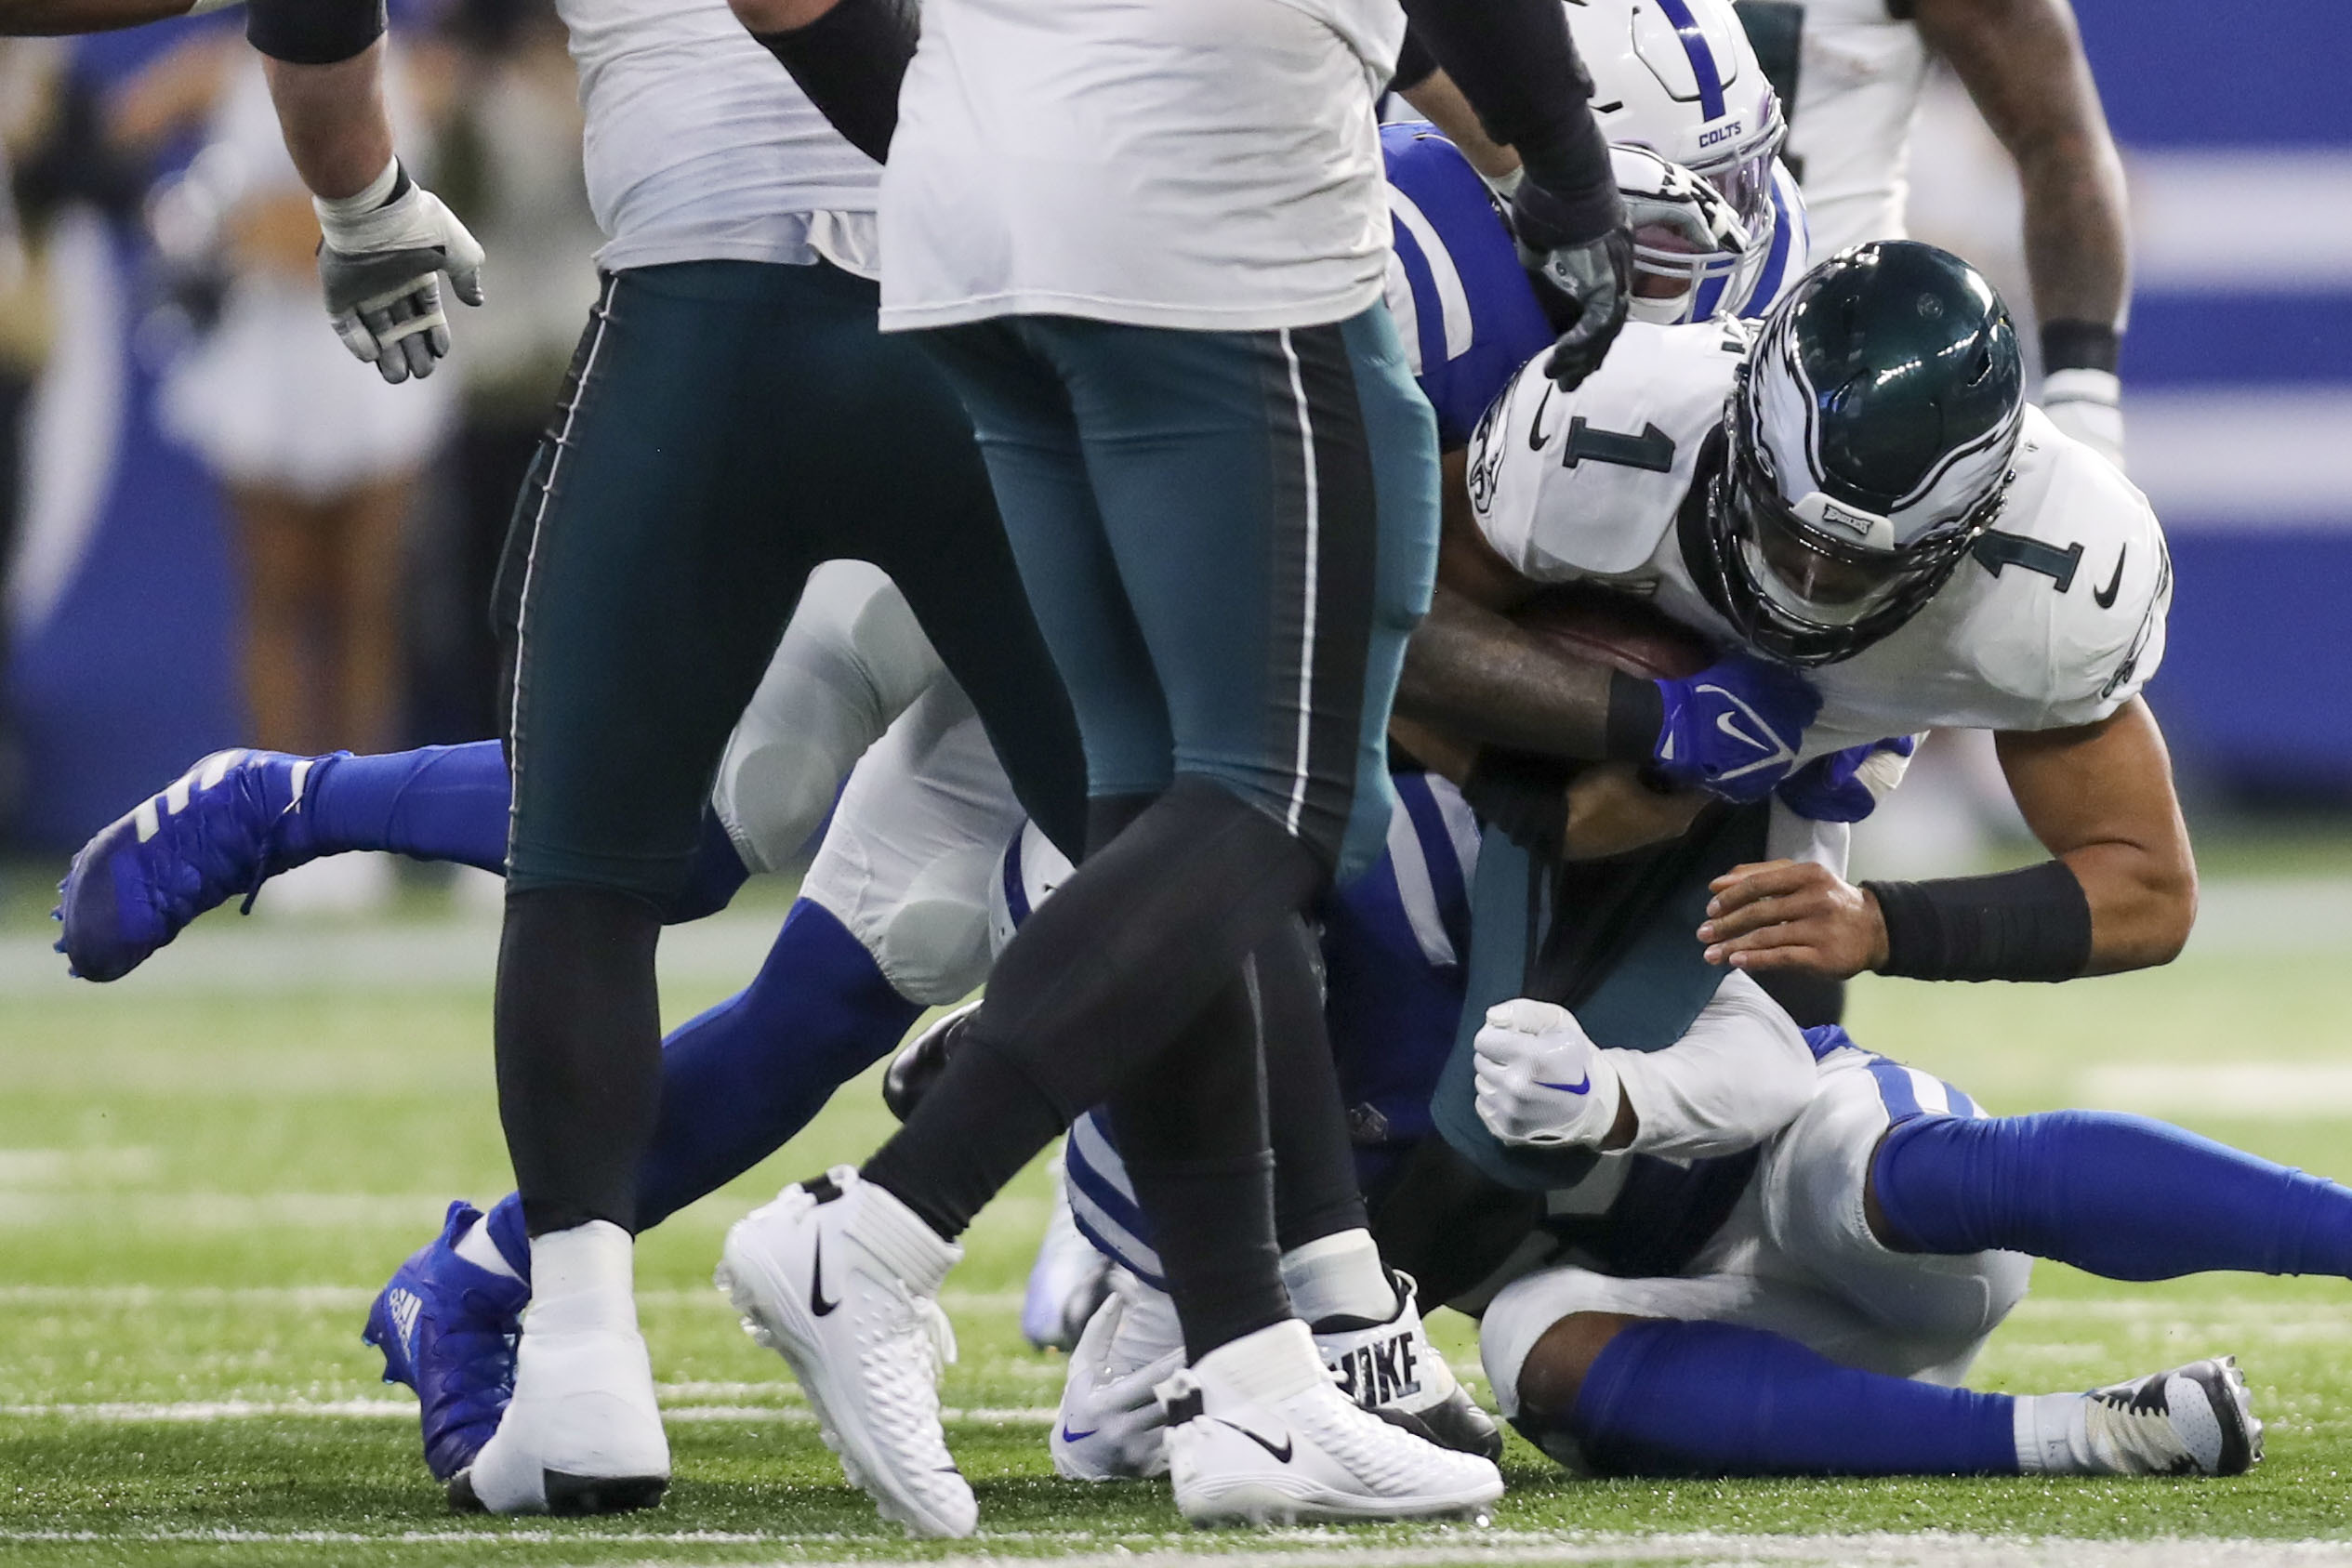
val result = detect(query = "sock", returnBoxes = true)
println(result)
[2013,1391,2102,1474]
[455,1211,525,1282]
[1282,1228,1397,1327]
[496,888,664,1237]
[307,744,511,874]
[862,777,1322,1240]
[1261,916,1372,1253]
[474,901,918,1253]
[1872,1110,2352,1281]
[1109,969,1287,1362]
[526,1220,637,1336]
[636,900,918,1227]
[1566,1319,2017,1477]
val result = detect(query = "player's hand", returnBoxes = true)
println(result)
[1057,1293,1181,1480]
[1511,177,1632,391]
[1652,652,1820,803]
[1699,858,1888,978]
[1776,735,1918,824]
[1473,997,1624,1149]
[314,161,485,385]
[2041,369,2126,472]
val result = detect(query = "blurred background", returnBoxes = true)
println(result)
[0,0,2342,893]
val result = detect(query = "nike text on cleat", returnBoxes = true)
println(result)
[363,1200,529,1481]
[1315,1272,1502,1464]
[1164,1319,1502,1526]
[446,1221,668,1515]
[717,1166,976,1538]
[2082,1356,2262,1477]
[55,748,340,982]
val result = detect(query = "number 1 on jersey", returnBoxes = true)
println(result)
[1563,417,1677,474]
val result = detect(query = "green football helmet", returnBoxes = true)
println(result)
[1688,240,2025,665]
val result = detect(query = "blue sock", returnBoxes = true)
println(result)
[663,810,752,925]
[482,1190,532,1278]
[1566,1319,2017,1477]
[1873,1110,2352,1282]
[635,899,921,1228]
[307,744,510,875]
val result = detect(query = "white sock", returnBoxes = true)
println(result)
[526,1220,637,1337]
[1192,1318,1325,1397]
[1281,1229,1398,1326]
[453,1215,524,1284]
[2014,1391,2094,1474]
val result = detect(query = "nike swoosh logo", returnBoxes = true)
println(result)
[1212,1418,1294,1464]
[1697,684,1801,783]
[810,1235,839,1318]
[1059,1425,1097,1443]
[1714,708,1772,756]
[1526,382,1557,451]
[2093,546,2127,609]
[1535,1074,1592,1095]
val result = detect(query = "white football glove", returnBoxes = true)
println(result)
[2041,369,2126,473]
[1050,1286,1182,1482]
[1473,997,1623,1149]
[314,159,485,385]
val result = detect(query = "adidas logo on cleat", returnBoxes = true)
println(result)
[1328,1328,1421,1410]
[388,1288,424,1365]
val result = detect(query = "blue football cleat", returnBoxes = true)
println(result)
[363,1200,531,1482]
[53,747,342,982]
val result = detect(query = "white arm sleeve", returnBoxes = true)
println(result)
[1604,970,1815,1160]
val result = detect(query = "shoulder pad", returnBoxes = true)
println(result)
[1467,322,1745,582]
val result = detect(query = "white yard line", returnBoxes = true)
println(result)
[2075,1061,2352,1119]
[0,1399,1056,1424]
[0,1285,1023,1312]
[0,1530,2345,1565]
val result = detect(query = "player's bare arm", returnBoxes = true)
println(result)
[261,41,391,199]
[1394,65,1523,184]
[1917,0,2130,459]
[1699,698,2195,980]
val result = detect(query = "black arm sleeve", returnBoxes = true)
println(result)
[1392,26,1439,93]
[246,0,386,67]
[1863,861,2095,982]
[1397,0,1616,232]
[749,0,918,166]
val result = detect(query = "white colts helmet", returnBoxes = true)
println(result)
[1565,0,1786,320]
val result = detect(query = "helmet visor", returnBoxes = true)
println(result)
[1726,417,1957,631]
[1689,105,1785,234]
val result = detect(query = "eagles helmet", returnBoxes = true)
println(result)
[1693,241,2025,666]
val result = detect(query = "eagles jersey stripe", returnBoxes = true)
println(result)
[1380,124,1557,451]
[1468,320,2174,759]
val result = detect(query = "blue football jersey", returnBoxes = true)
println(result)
[1381,123,1556,452]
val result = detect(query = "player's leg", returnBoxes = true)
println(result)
[464,261,855,1515]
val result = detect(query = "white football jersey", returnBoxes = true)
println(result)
[878,0,1403,333]
[559,0,879,272]
[1468,321,2172,757]
[1779,0,1931,256]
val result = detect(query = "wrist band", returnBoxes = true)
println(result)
[1862,861,2093,982]
[1604,669,1664,764]
[247,0,385,66]
[2040,319,2121,376]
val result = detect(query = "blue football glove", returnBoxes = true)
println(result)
[1775,735,1920,824]
[1652,653,1820,803]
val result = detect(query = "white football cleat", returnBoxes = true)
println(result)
[1315,1272,1502,1462]
[447,1221,669,1515]
[2081,1357,2263,1476]
[717,1167,975,1538]
[1022,1153,1113,1352]
[1052,1273,1183,1481]
[1163,1319,1503,1526]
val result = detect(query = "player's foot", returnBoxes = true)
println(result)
[1162,1319,1504,1526]
[447,1221,668,1515]
[54,748,340,982]
[2081,1357,2262,1476]
[1315,1272,1501,1463]
[363,1200,529,1481]
[1053,1273,1184,1481]
[1023,1154,1111,1352]
[881,999,974,1122]
[717,1166,975,1538]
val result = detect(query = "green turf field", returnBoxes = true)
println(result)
[3,866,2350,1565]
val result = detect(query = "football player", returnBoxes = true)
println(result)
[1748,0,2132,468]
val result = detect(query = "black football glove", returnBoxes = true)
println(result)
[1510,177,1632,391]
